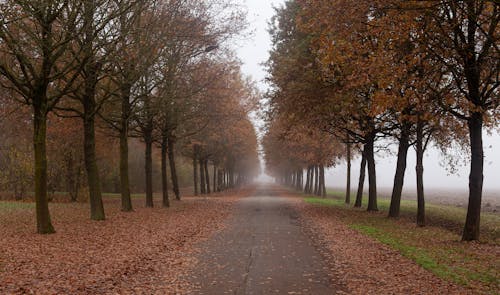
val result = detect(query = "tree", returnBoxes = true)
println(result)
[55,0,135,219]
[416,0,499,241]
[99,0,154,211]
[0,0,84,233]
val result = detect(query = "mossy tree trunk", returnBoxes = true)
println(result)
[33,99,55,234]
[82,60,105,220]
[83,109,105,220]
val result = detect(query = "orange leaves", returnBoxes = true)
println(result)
[0,196,239,294]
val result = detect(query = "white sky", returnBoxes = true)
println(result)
[237,0,500,191]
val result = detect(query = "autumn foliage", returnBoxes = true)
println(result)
[0,0,258,233]
[263,0,499,241]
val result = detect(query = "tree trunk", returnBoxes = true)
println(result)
[298,170,302,190]
[304,166,310,193]
[205,159,211,194]
[81,0,105,219]
[144,132,153,208]
[193,145,198,196]
[416,119,425,227]
[66,155,77,202]
[463,112,483,241]
[229,167,234,188]
[167,135,180,200]
[199,158,206,194]
[388,123,411,218]
[33,103,55,234]
[345,141,351,204]
[221,169,225,190]
[314,165,319,196]
[84,113,105,219]
[297,170,302,190]
[354,151,367,208]
[213,165,217,193]
[320,165,326,197]
[306,166,314,194]
[365,134,378,211]
[67,161,81,202]
[120,85,133,212]
[161,136,169,208]
[218,169,223,192]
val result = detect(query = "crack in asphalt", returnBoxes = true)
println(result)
[237,246,255,295]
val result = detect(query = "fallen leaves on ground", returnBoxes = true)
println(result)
[0,190,248,294]
[291,199,473,295]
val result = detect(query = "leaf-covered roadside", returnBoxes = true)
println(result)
[293,199,485,295]
[0,193,244,294]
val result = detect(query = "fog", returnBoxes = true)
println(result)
[326,134,500,192]
[238,0,500,197]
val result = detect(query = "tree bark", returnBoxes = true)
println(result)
[82,0,105,220]
[320,165,326,197]
[315,166,320,196]
[144,131,153,208]
[218,169,223,192]
[306,166,313,194]
[463,112,483,241]
[161,136,169,207]
[298,170,302,190]
[213,164,217,193]
[199,158,206,194]
[66,155,77,202]
[346,141,351,204]
[167,135,180,200]
[193,145,198,196]
[297,170,302,190]
[205,159,210,194]
[354,151,367,208]
[365,134,378,211]
[33,103,55,234]
[416,119,425,226]
[120,84,133,212]
[388,123,411,218]
[84,112,105,219]
[229,167,234,188]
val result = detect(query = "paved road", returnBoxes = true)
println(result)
[191,185,334,295]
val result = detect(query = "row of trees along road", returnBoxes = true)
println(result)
[262,0,499,241]
[0,0,260,234]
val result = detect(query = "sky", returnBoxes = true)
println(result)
[236,0,500,191]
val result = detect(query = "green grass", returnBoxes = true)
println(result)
[0,201,35,210]
[323,190,500,242]
[305,195,500,293]
[350,224,467,285]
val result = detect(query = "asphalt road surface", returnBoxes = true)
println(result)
[191,185,335,295]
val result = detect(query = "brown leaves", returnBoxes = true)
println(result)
[0,195,239,294]
[293,201,471,295]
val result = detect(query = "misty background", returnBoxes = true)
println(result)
[237,0,500,202]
